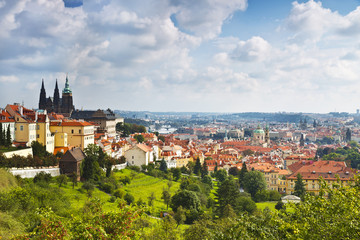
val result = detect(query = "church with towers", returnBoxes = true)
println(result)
[38,75,75,116]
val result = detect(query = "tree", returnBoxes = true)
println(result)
[228,166,239,176]
[201,175,213,189]
[170,190,200,212]
[158,135,165,142]
[162,189,171,209]
[201,161,208,177]
[56,174,68,188]
[275,200,285,210]
[243,170,267,197]
[147,192,156,207]
[294,173,306,199]
[0,123,3,146]
[172,168,182,181]
[5,125,11,147]
[81,144,102,181]
[173,205,186,226]
[159,158,168,172]
[134,134,145,143]
[124,192,135,205]
[193,158,201,175]
[215,169,227,182]
[31,141,46,158]
[238,162,248,188]
[346,128,351,142]
[186,161,195,173]
[215,177,240,216]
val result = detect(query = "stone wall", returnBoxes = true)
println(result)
[10,167,60,178]
[3,148,33,158]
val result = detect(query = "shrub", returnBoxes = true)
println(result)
[124,192,134,205]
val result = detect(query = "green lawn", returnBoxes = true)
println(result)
[0,146,20,153]
[256,201,277,211]
[113,169,180,217]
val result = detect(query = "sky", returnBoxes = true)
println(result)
[1,0,360,113]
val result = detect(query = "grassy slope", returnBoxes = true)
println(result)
[0,168,17,191]
[113,169,181,217]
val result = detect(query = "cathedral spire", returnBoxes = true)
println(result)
[53,79,60,112]
[39,78,47,110]
[63,74,72,94]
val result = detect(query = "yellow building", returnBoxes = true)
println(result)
[286,160,356,195]
[50,120,94,150]
[6,104,36,147]
[175,156,193,168]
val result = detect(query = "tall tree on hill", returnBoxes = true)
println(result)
[159,158,168,172]
[294,173,306,200]
[193,158,201,176]
[0,123,3,146]
[243,170,266,197]
[346,128,351,142]
[238,162,248,188]
[5,126,11,147]
[201,161,208,177]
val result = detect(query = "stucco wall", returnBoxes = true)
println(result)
[10,167,60,178]
[3,148,33,158]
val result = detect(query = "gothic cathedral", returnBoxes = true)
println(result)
[38,75,75,116]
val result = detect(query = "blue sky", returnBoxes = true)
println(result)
[1,0,360,113]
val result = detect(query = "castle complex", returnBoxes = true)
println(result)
[38,75,75,116]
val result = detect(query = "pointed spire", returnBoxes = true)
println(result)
[55,79,59,90]
[41,78,45,89]
[62,74,72,94]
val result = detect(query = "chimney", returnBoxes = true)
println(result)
[19,106,23,116]
[35,111,38,122]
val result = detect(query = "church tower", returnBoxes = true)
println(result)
[53,79,61,113]
[39,79,47,110]
[61,75,75,115]
[265,124,270,145]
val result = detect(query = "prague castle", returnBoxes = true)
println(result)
[39,75,75,116]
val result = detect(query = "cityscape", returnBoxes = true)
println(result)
[1,0,360,239]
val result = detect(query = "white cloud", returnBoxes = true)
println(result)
[230,36,271,62]
[0,75,19,83]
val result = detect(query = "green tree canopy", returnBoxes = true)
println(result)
[243,170,267,197]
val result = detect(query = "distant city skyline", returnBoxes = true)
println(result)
[1,0,360,113]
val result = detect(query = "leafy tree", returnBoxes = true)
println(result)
[147,192,156,207]
[33,172,52,184]
[215,176,240,216]
[159,158,168,172]
[158,135,165,142]
[201,175,213,189]
[134,134,145,143]
[5,125,11,147]
[56,174,68,188]
[162,189,171,209]
[0,123,3,146]
[174,205,186,226]
[81,144,102,181]
[31,141,46,158]
[243,170,267,197]
[124,192,135,205]
[215,169,227,182]
[242,149,254,156]
[193,158,202,175]
[172,167,182,181]
[294,173,306,199]
[186,161,195,173]
[228,166,239,176]
[201,161,208,177]
[238,162,248,188]
[170,190,200,212]
[275,200,285,210]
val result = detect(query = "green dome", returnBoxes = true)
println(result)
[254,128,265,134]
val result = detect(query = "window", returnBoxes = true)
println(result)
[71,129,74,134]
[79,129,81,134]
[36,134,39,138]
[20,125,23,131]
[37,125,40,130]
[132,156,134,159]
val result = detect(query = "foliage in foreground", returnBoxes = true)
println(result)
[14,198,141,240]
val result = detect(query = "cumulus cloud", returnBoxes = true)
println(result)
[0,75,19,83]
[230,36,271,62]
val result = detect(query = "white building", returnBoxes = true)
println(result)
[125,144,153,167]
